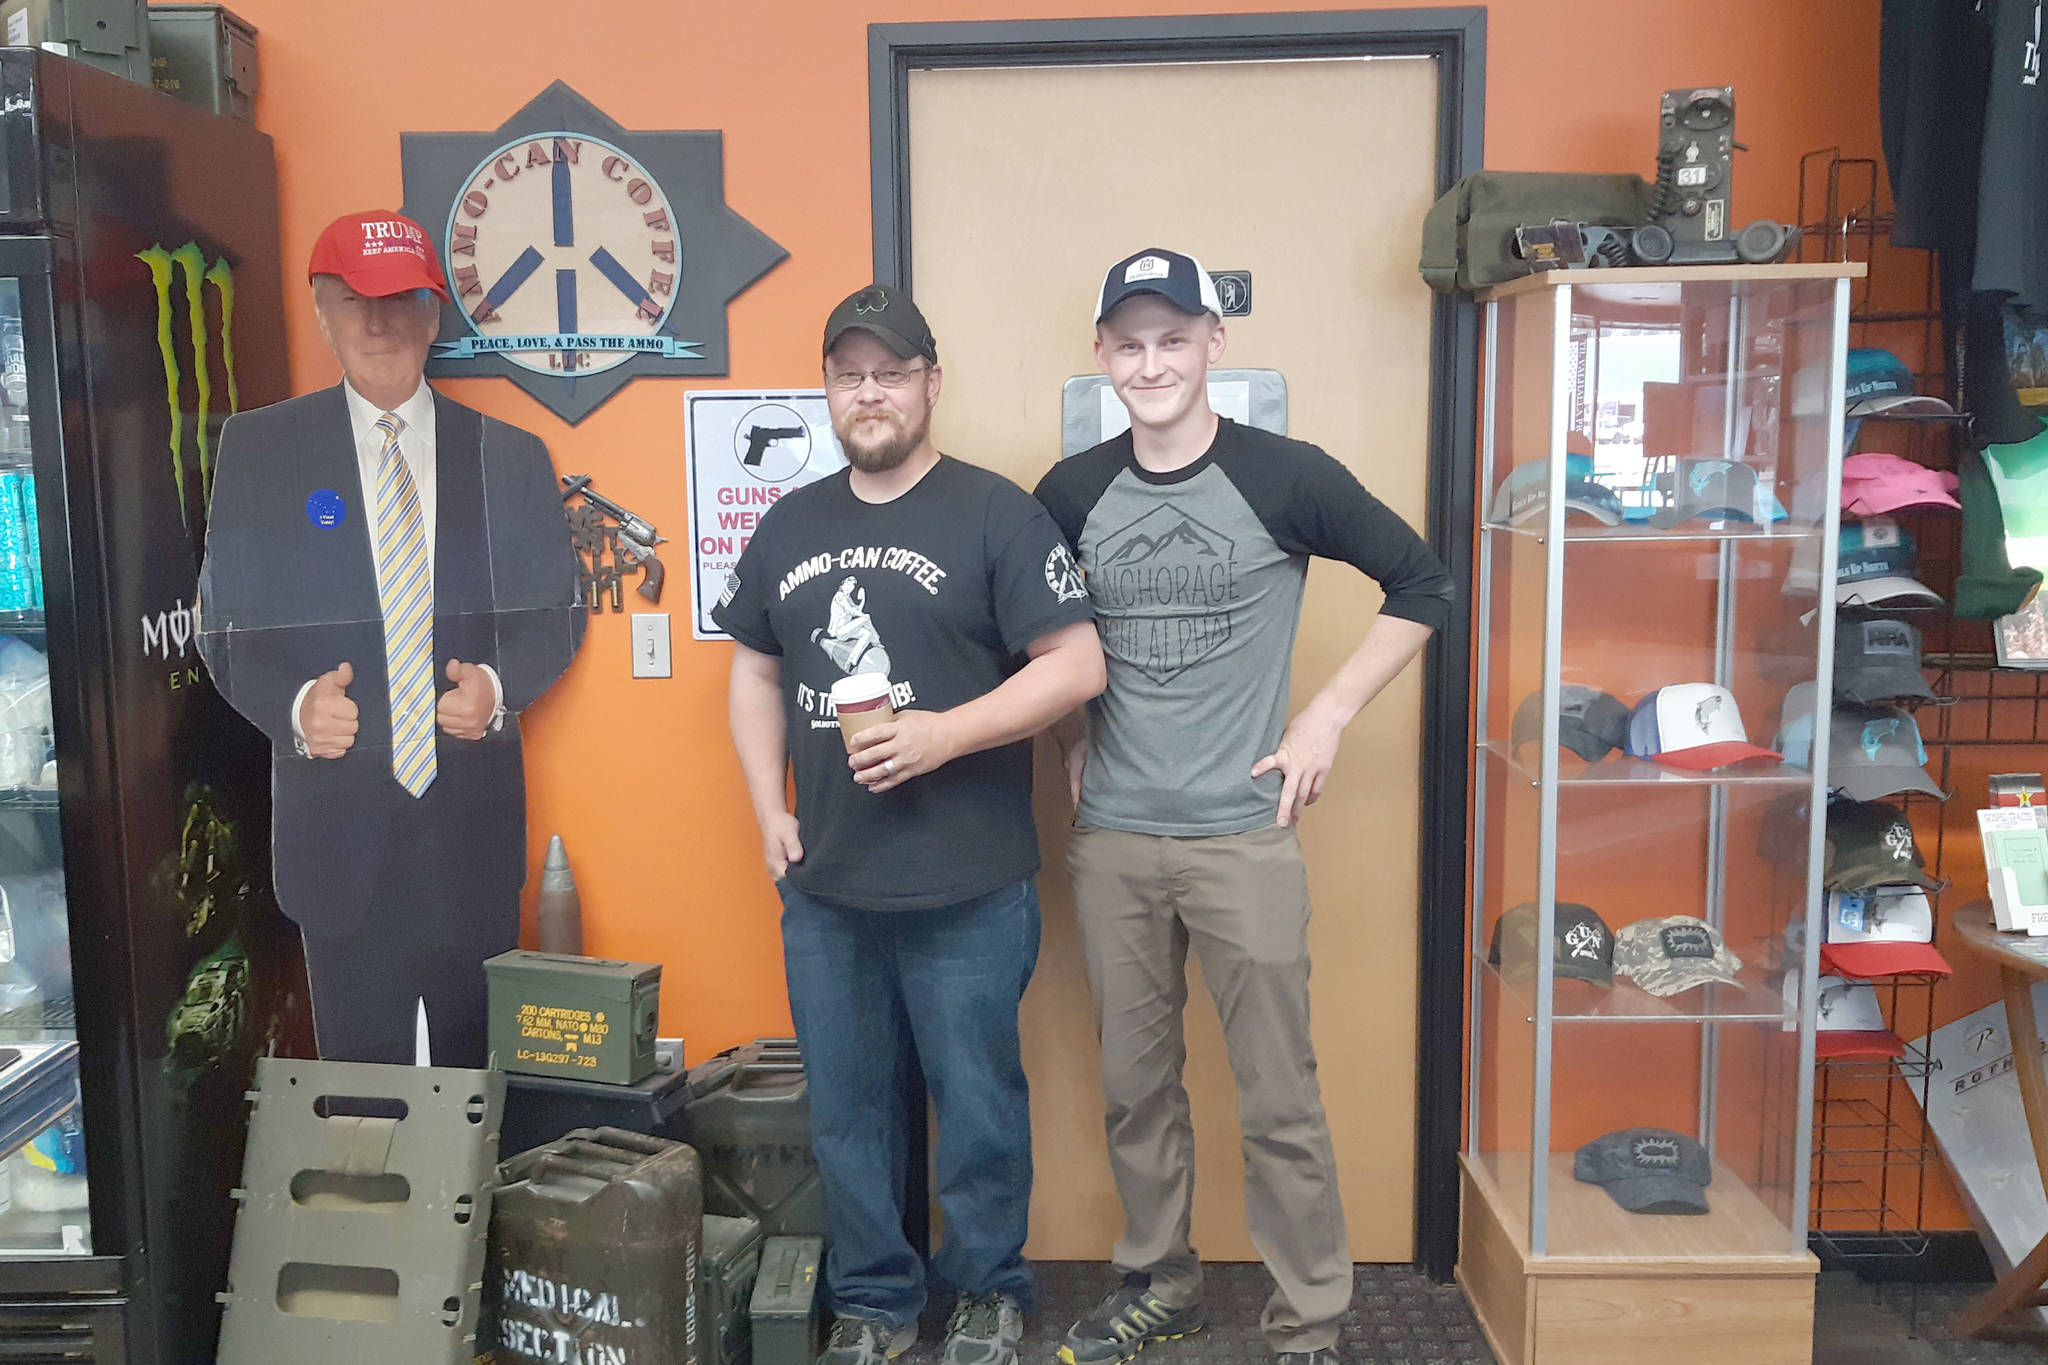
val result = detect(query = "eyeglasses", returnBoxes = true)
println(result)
[824,363,929,391]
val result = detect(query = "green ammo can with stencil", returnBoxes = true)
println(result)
[485,950,661,1085]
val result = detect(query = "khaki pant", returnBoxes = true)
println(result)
[1067,821,1350,1352]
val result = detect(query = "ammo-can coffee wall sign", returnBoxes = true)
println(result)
[400,81,788,424]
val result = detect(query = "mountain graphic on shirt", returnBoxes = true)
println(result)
[1099,519,1221,566]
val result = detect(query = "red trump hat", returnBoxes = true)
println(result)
[307,210,451,302]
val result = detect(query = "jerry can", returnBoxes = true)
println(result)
[700,1213,765,1365]
[681,1039,824,1238]
[484,1126,703,1365]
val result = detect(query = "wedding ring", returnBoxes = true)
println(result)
[884,759,897,776]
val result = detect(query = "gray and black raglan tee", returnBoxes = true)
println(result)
[1033,418,1454,836]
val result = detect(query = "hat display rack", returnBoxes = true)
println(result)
[1794,149,1983,1300]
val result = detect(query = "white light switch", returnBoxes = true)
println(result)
[630,613,671,678]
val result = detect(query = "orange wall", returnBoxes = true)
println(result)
[195,0,1887,1065]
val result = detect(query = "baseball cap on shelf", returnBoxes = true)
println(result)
[1803,973,1907,1059]
[1647,457,1787,529]
[1833,616,1934,705]
[1573,1127,1712,1215]
[1825,799,1943,892]
[1833,516,1944,611]
[1094,248,1222,324]
[1488,453,1625,526]
[1489,902,1616,988]
[1845,348,1956,419]
[1842,452,1961,516]
[1510,685,1630,762]
[308,210,451,302]
[1773,682,1821,770]
[1612,915,1745,997]
[1825,705,1945,802]
[1819,888,1952,979]
[1625,683,1781,770]
[823,284,939,364]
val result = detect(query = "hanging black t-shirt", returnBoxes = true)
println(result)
[712,456,1094,911]
[1880,0,1989,256]
[1974,0,2048,316]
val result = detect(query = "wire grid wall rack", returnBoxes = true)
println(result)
[1795,149,1973,1266]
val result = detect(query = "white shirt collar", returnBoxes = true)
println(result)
[340,376,436,443]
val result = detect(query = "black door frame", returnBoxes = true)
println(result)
[868,9,1484,1282]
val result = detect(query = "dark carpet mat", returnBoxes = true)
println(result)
[888,1260,2048,1363]
[899,1262,1493,1365]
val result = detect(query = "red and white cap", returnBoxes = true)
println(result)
[1817,888,1953,979]
[1625,683,1782,770]
[307,209,451,302]
[1797,973,1906,1060]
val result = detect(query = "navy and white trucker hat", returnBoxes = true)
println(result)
[1095,247,1222,323]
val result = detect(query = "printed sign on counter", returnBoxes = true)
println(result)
[686,390,846,640]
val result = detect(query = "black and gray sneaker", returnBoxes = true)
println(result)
[1274,1351,1340,1365]
[819,1315,917,1365]
[941,1291,1023,1365]
[1056,1274,1206,1365]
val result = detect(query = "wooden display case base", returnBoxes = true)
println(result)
[1457,1154,1817,1365]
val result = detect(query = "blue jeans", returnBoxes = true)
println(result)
[778,876,1041,1330]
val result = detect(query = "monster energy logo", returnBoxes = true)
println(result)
[136,244,238,529]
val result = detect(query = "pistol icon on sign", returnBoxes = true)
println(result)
[742,425,806,467]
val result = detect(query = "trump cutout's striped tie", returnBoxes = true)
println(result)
[372,412,435,797]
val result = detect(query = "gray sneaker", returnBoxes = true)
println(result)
[1274,1350,1340,1365]
[1057,1275,1206,1365]
[820,1315,917,1365]
[942,1291,1023,1365]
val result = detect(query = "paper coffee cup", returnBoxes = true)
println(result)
[831,673,895,751]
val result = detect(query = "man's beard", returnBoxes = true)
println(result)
[835,407,929,474]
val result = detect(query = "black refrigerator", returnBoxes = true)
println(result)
[0,50,311,1365]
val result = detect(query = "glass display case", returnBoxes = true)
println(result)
[1458,265,1860,1365]
[0,274,84,1261]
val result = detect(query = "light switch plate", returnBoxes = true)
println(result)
[630,613,672,678]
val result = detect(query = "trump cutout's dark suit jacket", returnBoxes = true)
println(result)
[196,385,584,951]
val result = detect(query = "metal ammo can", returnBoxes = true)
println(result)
[484,1126,703,1365]
[699,1213,765,1365]
[749,1235,826,1365]
[485,949,661,1085]
[680,1039,825,1237]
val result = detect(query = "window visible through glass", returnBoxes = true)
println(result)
[824,363,929,391]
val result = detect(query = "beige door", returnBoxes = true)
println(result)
[908,56,1442,1262]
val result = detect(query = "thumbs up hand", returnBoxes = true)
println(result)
[300,662,358,759]
[437,659,496,741]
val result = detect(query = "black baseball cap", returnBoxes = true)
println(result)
[1833,616,1933,705]
[822,284,938,364]
[1511,685,1630,762]
[1095,247,1222,324]
[1573,1127,1712,1215]
[1488,902,1615,987]
[1825,798,1943,892]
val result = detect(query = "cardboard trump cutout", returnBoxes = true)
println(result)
[197,211,585,1066]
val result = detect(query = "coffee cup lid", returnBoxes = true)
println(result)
[830,673,892,705]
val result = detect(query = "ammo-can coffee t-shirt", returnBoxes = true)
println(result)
[713,457,1094,911]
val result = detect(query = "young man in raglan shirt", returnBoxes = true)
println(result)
[1032,250,1455,1365]
[715,284,1104,1365]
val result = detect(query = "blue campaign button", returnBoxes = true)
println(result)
[306,489,345,528]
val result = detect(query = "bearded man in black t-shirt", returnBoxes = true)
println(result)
[715,285,1104,1365]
